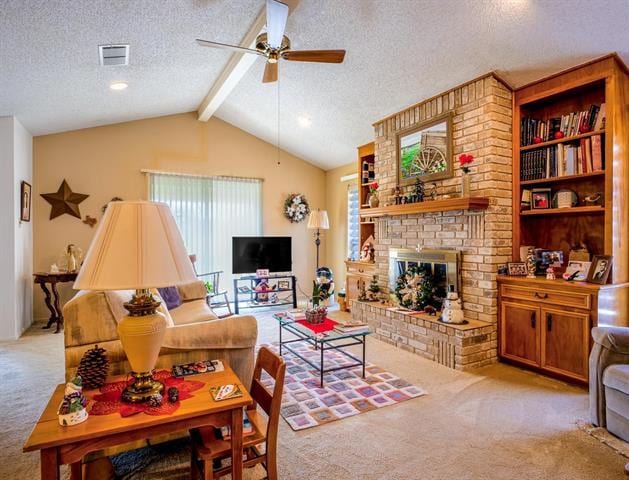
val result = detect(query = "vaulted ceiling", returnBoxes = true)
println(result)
[1,0,627,170]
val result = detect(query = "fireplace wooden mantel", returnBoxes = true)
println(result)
[359,196,490,218]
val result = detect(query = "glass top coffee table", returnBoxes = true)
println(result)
[272,312,371,387]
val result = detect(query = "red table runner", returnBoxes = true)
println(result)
[88,370,204,417]
[296,318,338,334]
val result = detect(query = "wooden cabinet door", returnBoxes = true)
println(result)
[345,274,363,305]
[540,307,590,381]
[500,302,539,366]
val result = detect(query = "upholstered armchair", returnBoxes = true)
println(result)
[63,280,258,387]
[590,326,629,441]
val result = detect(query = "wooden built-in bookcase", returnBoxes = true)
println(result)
[512,54,629,283]
[357,142,376,247]
[499,54,629,384]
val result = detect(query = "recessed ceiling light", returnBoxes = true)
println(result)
[298,115,311,128]
[110,81,128,91]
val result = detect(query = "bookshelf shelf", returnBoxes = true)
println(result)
[520,206,604,217]
[520,171,605,186]
[520,129,605,151]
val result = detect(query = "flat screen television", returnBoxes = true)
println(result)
[232,236,292,274]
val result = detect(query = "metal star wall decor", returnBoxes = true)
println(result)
[41,180,89,220]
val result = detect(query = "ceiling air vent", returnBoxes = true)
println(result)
[99,44,129,66]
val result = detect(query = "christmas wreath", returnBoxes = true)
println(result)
[394,265,442,311]
[283,193,310,223]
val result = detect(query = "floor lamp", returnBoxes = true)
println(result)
[307,209,329,270]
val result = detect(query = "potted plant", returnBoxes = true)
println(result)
[305,281,327,324]
[368,182,379,207]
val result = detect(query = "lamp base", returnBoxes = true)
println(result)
[121,371,165,403]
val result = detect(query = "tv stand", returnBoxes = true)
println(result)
[233,273,297,315]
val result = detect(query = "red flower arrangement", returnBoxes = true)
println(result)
[459,154,474,174]
[369,182,379,194]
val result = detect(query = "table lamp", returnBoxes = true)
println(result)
[307,209,329,270]
[74,201,197,403]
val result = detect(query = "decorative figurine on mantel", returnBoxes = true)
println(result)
[440,285,466,324]
[413,178,425,203]
[546,266,556,280]
[58,376,88,426]
[526,247,537,278]
[393,186,403,205]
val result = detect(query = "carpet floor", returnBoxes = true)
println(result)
[1,309,627,479]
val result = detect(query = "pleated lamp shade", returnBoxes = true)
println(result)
[307,209,330,230]
[74,201,197,290]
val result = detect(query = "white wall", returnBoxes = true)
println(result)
[14,119,33,336]
[0,116,33,340]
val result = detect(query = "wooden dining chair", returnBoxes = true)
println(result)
[190,346,286,480]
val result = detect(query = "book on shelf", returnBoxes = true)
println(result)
[217,409,255,440]
[519,134,603,181]
[520,103,604,146]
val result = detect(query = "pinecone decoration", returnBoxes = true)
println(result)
[76,345,109,389]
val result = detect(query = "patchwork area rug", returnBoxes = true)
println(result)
[262,342,426,431]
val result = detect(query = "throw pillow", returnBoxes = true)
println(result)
[157,286,182,311]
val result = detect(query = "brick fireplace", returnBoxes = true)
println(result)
[351,73,513,370]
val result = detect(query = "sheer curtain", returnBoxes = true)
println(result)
[149,173,262,296]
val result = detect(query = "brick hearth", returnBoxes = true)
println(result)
[351,301,496,370]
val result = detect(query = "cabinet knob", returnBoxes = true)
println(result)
[534,292,549,299]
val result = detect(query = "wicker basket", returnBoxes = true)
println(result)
[305,308,327,324]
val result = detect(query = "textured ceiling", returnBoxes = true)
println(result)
[1,1,628,170]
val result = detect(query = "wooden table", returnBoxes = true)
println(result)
[33,272,78,333]
[23,365,252,480]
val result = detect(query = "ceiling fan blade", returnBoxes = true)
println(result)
[266,0,289,48]
[282,50,346,63]
[196,38,263,56]
[262,62,278,83]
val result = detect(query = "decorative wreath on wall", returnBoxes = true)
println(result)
[284,193,310,223]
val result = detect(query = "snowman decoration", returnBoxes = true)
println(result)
[440,285,465,324]
[58,376,89,426]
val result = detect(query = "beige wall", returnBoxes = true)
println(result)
[324,163,356,292]
[33,112,326,320]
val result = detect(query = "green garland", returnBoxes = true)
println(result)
[395,265,440,311]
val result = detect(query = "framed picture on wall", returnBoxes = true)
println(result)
[20,181,31,222]
[396,113,453,186]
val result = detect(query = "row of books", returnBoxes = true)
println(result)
[520,103,605,146]
[520,135,603,181]
[362,160,375,183]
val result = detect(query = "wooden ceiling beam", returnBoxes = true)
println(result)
[197,0,299,122]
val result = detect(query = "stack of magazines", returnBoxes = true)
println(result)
[333,320,370,335]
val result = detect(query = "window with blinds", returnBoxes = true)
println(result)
[347,185,360,260]
[148,173,262,297]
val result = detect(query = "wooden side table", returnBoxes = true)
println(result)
[23,364,252,480]
[33,272,77,333]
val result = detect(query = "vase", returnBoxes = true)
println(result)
[461,172,471,197]
[369,194,379,208]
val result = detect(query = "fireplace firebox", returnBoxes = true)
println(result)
[388,247,460,295]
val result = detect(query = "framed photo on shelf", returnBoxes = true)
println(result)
[587,255,612,284]
[507,262,527,276]
[540,250,564,269]
[562,261,592,281]
[20,181,31,222]
[531,188,551,210]
[277,280,290,290]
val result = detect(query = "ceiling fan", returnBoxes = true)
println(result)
[196,0,346,83]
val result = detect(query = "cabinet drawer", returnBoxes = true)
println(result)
[500,284,590,310]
